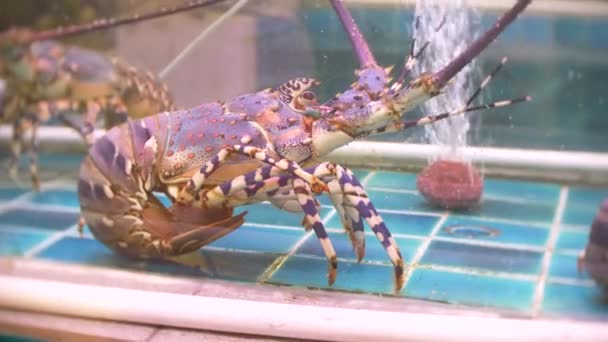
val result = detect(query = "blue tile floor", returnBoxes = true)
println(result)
[1,153,607,321]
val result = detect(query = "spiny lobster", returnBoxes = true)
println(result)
[78,0,532,291]
[0,0,227,190]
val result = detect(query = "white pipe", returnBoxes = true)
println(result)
[0,275,607,342]
[1,125,607,183]
[328,141,608,173]
[1,125,606,172]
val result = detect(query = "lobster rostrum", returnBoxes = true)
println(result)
[78,0,532,291]
[0,0,227,190]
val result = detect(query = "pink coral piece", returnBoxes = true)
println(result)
[416,160,483,210]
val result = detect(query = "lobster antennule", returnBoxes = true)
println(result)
[26,0,229,43]
[330,0,378,68]
[431,0,531,89]
[402,95,531,129]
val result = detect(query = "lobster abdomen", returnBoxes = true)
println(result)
[78,116,155,257]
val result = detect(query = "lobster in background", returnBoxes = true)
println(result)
[0,0,227,191]
[78,0,532,291]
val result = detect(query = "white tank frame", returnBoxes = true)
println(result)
[1,125,607,185]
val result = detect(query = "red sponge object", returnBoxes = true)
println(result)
[416,160,483,210]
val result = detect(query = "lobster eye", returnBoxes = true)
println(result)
[299,91,317,107]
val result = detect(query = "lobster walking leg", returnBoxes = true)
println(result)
[28,121,40,190]
[200,162,404,290]
[8,115,39,188]
[8,119,22,183]
[312,162,404,289]
[293,178,338,285]
[178,144,328,204]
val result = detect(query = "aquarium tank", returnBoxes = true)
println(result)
[0,0,606,341]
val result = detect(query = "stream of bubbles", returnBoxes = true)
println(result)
[413,0,480,161]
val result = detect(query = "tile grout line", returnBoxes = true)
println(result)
[0,192,36,214]
[6,189,570,234]
[401,211,449,287]
[547,275,595,287]
[0,224,65,236]
[241,223,558,254]
[532,186,569,317]
[59,220,554,253]
[414,263,537,282]
[375,205,557,229]
[18,201,80,213]
[369,186,559,206]
[60,226,591,286]
[257,171,377,283]
[23,224,79,258]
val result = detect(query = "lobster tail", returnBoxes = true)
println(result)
[78,116,245,260]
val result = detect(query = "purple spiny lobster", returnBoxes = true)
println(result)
[0,0,226,190]
[78,0,532,291]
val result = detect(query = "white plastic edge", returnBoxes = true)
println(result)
[1,125,607,183]
[0,275,606,342]
[327,141,608,173]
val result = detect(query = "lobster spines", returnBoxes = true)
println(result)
[330,0,378,69]
[330,0,391,98]
[312,0,533,150]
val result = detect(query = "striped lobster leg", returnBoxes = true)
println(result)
[201,162,405,291]
[177,144,328,204]
[8,114,42,190]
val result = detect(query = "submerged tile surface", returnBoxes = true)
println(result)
[37,237,276,282]
[0,230,51,256]
[268,255,395,294]
[562,186,608,226]
[31,189,79,208]
[366,171,417,190]
[439,216,550,247]
[555,229,588,252]
[542,283,608,320]
[1,163,607,321]
[405,268,536,311]
[421,240,543,275]
[0,187,28,202]
[549,253,590,280]
[0,208,78,231]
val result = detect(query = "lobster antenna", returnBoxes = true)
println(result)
[26,0,229,43]
[405,55,527,128]
[466,56,509,106]
[330,0,378,68]
[402,95,531,129]
[432,0,531,89]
